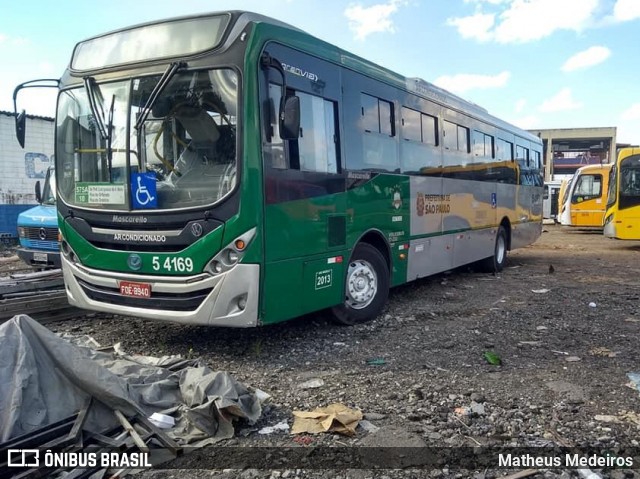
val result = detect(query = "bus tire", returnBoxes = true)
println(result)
[330,243,389,325]
[479,225,508,273]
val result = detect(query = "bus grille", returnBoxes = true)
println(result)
[77,279,212,312]
[25,239,59,250]
[23,227,58,241]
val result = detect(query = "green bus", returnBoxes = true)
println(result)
[13,11,543,327]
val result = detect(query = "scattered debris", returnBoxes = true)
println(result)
[292,434,313,445]
[291,403,362,436]
[531,289,551,294]
[366,358,386,366]
[589,347,618,358]
[148,412,175,429]
[627,373,640,394]
[588,302,597,308]
[0,315,263,477]
[594,415,620,423]
[357,419,380,433]
[565,356,582,362]
[258,421,290,435]
[483,351,502,366]
[298,378,325,389]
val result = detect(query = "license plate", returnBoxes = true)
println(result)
[119,281,151,298]
[33,252,48,262]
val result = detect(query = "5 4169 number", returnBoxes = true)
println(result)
[152,256,194,273]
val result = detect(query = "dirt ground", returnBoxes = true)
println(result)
[4,224,640,478]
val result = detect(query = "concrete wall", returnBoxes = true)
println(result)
[529,127,617,182]
[0,111,54,236]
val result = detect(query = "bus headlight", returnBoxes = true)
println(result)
[18,227,26,238]
[205,227,256,276]
[604,214,613,225]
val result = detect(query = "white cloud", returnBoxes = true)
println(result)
[621,103,640,122]
[538,88,582,113]
[344,0,407,40]
[515,99,527,113]
[561,46,611,72]
[446,13,495,42]
[448,0,600,43]
[433,71,510,94]
[613,0,640,22]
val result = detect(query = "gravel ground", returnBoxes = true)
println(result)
[5,225,640,478]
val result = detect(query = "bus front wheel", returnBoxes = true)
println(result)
[330,243,389,325]
[479,225,508,273]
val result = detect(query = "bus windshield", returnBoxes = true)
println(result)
[56,68,238,211]
[619,155,640,209]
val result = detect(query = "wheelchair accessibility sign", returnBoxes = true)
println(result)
[131,173,157,209]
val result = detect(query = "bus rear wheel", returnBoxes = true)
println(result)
[330,243,389,325]
[479,225,508,273]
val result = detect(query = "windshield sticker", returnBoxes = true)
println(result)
[75,183,125,204]
[131,173,157,209]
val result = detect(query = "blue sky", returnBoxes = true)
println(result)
[1,0,639,144]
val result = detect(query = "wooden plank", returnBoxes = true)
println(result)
[0,292,69,320]
[113,410,149,453]
[135,414,181,456]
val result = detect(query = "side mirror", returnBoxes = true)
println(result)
[280,95,300,140]
[16,111,26,148]
[35,180,42,204]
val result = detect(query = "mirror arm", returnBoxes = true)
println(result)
[12,79,60,148]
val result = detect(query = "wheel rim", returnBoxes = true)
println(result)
[496,233,506,265]
[345,259,377,310]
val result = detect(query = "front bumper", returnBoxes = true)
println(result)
[17,247,62,269]
[62,255,260,327]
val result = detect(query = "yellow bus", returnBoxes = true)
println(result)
[559,163,612,228]
[604,147,640,240]
[556,178,570,224]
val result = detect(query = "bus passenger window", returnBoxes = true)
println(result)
[444,120,469,152]
[296,91,338,174]
[361,93,394,136]
[496,139,513,161]
[361,93,397,172]
[422,114,438,146]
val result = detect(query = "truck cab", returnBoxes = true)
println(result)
[16,166,61,269]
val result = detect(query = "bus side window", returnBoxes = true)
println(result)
[266,85,340,174]
[361,93,398,172]
[295,91,339,174]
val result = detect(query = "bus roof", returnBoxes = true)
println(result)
[68,10,540,145]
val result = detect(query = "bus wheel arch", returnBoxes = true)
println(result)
[330,233,390,325]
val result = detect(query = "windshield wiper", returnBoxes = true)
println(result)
[83,77,109,140]
[83,77,117,181]
[106,94,115,182]
[134,61,186,131]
